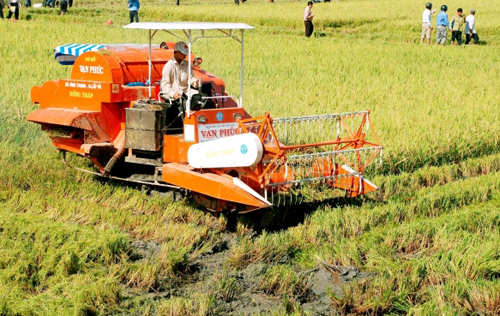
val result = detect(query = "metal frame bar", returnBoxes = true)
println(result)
[148,30,152,99]
[62,152,180,189]
[187,30,192,117]
[240,29,244,108]
[201,95,236,99]
[285,146,383,162]
[272,111,370,123]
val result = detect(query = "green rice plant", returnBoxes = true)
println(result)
[257,264,311,298]
[214,273,240,302]
[227,230,306,268]
[0,211,127,315]
[320,197,500,315]
[154,294,216,316]
[120,242,203,290]
[329,277,410,315]
[371,153,500,202]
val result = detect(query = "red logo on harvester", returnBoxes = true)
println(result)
[198,123,239,142]
[200,127,237,139]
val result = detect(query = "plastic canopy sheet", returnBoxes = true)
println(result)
[54,44,158,65]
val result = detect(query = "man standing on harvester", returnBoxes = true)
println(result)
[160,41,201,101]
[436,5,450,45]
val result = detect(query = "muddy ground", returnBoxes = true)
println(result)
[128,231,370,316]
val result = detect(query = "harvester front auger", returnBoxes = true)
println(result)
[27,22,383,214]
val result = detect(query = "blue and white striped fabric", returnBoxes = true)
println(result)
[54,44,105,65]
[54,43,160,65]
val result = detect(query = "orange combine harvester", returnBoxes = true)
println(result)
[27,23,383,213]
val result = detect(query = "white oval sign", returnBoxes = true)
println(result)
[188,133,263,169]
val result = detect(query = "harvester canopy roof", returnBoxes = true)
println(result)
[122,22,254,30]
[54,44,156,65]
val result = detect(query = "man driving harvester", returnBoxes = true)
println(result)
[160,41,201,101]
[160,41,213,133]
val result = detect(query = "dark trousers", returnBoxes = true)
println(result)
[451,31,462,45]
[25,0,31,7]
[60,0,68,12]
[465,33,479,45]
[0,4,3,19]
[129,10,138,23]
[304,20,313,37]
[7,3,19,20]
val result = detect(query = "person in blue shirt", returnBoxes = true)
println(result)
[436,5,450,45]
[127,0,140,23]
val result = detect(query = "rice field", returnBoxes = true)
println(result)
[2,0,500,315]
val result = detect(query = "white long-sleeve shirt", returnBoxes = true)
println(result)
[422,9,432,26]
[160,57,198,99]
[465,15,476,34]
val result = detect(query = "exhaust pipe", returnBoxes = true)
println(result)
[103,130,126,175]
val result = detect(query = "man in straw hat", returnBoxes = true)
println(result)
[161,41,202,101]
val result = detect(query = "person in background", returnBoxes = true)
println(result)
[161,41,201,101]
[127,0,140,23]
[465,9,479,45]
[0,0,4,19]
[60,0,68,14]
[450,8,465,45]
[435,5,450,45]
[421,2,437,44]
[304,1,314,38]
[25,0,30,7]
[7,0,20,20]
[46,0,54,8]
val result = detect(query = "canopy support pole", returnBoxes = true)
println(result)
[187,30,192,118]
[240,29,244,108]
[148,29,152,99]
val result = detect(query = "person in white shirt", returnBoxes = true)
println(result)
[7,0,20,20]
[421,2,437,44]
[161,41,201,101]
[465,9,479,45]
